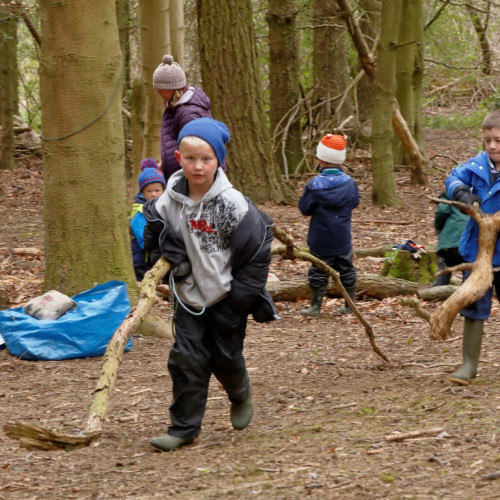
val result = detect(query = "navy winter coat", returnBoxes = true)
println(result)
[299,167,359,257]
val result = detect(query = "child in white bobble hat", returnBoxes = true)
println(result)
[298,134,360,318]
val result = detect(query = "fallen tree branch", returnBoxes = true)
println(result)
[385,427,445,442]
[272,226,389,362]
[3,257,171,450]
[426,196,500,340]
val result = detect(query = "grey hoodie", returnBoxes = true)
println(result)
[152,168,249,309]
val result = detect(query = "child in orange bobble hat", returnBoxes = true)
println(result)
[298,134,360,318]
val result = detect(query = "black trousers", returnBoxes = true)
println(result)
[167,300,250,439]
[307,249,357,290]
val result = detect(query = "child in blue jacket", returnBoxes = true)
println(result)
[299,134,359,317]
[130,159,166,281]
[444,108,500,384]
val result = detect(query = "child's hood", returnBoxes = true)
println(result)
[176,85,211,111]
[157,167,233,211]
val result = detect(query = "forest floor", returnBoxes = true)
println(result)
[1,119,500,500]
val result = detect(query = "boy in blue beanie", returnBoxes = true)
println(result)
[444,108,500,385]
[299,134,359,317]
[143,118,278,451]
[130,159,166,281]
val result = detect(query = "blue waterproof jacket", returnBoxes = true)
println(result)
[298,167,359,256]
[445,151,500,264]
[130,192,150,272]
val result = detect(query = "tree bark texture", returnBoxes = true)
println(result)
[169,0,185,68]
[266,273,419,301]
[370,0,402,206]
[197,0,286,204]
[0,8,17,171]
[131,0,171,171]
[312,0,352,129]
[40,0,135,295]
[356,0,380,124]
[393,0,428,184]
[267,0,303,177]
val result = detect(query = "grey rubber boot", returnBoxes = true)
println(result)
[431,257,451,287]
[149,434,194,452]
[448,318,484,385]
[230,387,254,430]
[336,286,356,315]
[300,287,326,318]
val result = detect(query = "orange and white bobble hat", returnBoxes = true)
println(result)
[316,134,347,165]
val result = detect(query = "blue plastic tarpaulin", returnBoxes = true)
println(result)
[0,281,131,361]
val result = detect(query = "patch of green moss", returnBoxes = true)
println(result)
[381,250,437,284]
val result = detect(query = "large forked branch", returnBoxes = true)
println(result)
[426,197,500,340]
[3,257,171,450]
[272,226,389,362]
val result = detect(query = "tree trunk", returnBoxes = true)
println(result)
[466,3,492,76]
[393,0,428,185]
[131,0,170,176]
[312,0,352,129]
[370,0,402,207]
[356,0,380,125]
[197,0,287,204]
[116,0,132,178]
[267,273,420,301]
[39,0,135,296]
[169,0,185,67]
[267,0,302,178]
[336,0,427,191]
[0,7,17,171]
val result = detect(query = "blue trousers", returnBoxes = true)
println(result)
[460,269,500,320]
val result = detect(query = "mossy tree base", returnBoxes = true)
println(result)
[381,250,436,284]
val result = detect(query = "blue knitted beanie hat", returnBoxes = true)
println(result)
[140,157,159,170]
[177,117,230,166]
[138,165,166,192]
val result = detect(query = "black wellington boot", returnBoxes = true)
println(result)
[300,287,326,318]
[336,286,356,315]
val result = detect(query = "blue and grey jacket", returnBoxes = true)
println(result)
[143,168,278,323]
[445,151,500,264]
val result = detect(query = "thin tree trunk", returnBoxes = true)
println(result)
[131,0,170,175]
[169,0,185,67]
[0,8,17,171]
[370,0,402,206]
[312,0,352,129]
[268,0,302,178]
[393,0,428,185]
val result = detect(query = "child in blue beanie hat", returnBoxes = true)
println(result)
[130,159,166,281]
[143,117,278,451]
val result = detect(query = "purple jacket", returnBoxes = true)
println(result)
[160,85,213,181]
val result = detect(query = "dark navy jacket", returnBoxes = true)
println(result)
[298,167,359,257]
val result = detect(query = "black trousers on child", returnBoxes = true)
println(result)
[308,249,357,290]
[167,300,250,439]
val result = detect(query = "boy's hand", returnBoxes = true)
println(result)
[453,187,481,206]
[171,262,191,277]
